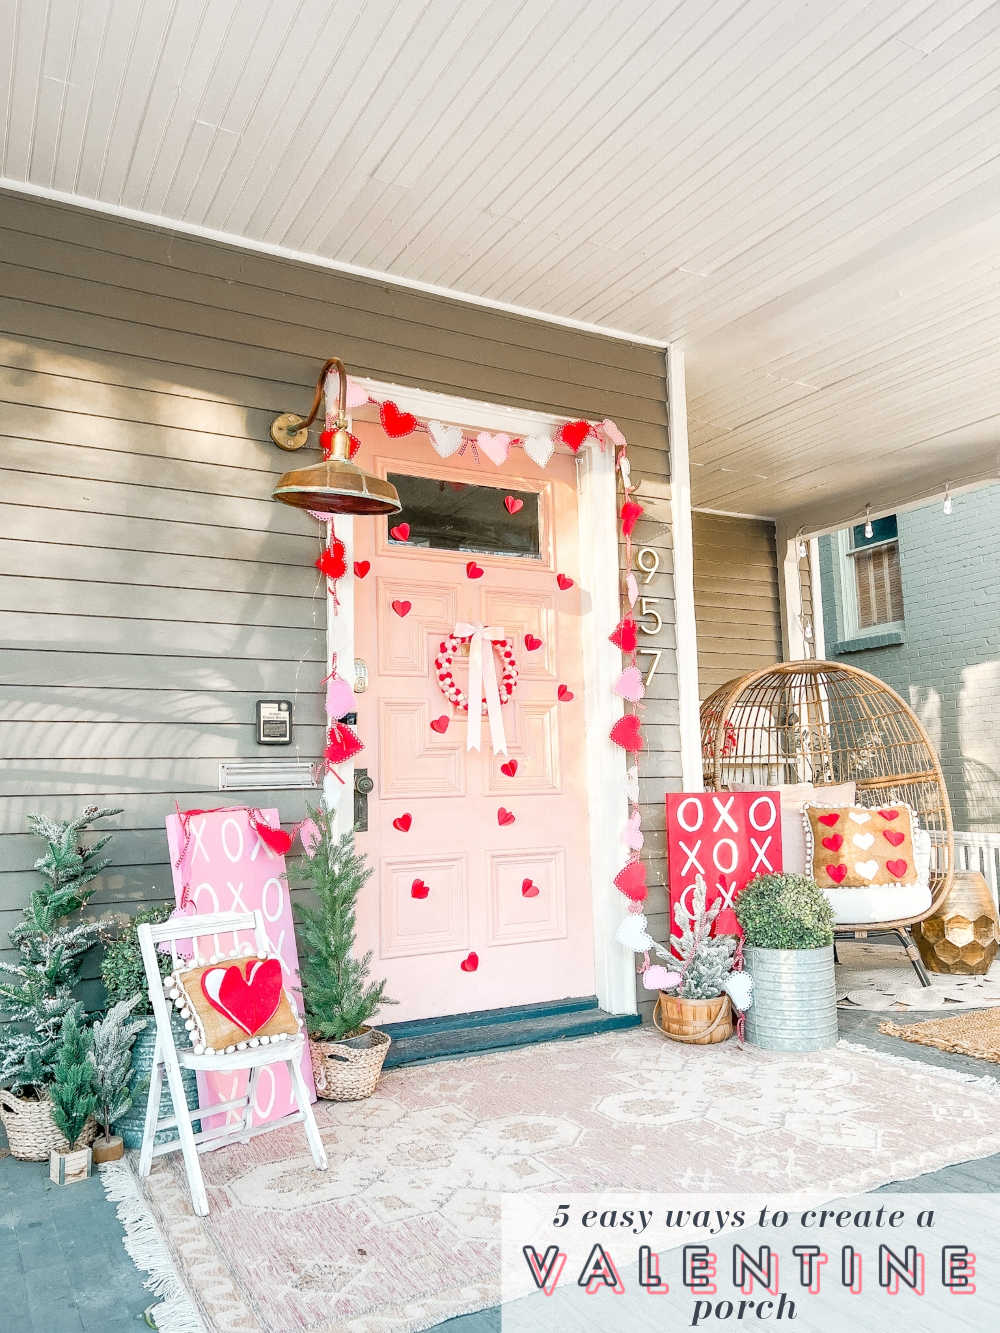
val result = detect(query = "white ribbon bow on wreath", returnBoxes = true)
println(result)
[455,622,508,756]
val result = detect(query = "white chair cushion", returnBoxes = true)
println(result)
[824,828,932,924]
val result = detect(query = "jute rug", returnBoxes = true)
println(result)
[836,940,1000,1010]
[102,1027,1000,1333]
[881,1007,1000,1063]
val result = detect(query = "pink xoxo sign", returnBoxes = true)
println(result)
[165,806,315,1131]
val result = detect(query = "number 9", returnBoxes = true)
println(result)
[636,547,659,584]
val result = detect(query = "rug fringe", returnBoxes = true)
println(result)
[840,1038,1000,1092]
[99,1159,207,1333]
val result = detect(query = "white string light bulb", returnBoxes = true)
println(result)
[864,505,873,539]
[943,483,953,516]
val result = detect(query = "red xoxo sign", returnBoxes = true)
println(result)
[666,791,783,940]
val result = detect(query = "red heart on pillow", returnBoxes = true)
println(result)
[504,496,523,515]
[556,573,574,590]
[353,560,371,578]
[460,952,479,972]
[884,830,905,846]
[430,715,449,734]
[393,813,412,832]
[610,713,643,753]
[821,834,843,852]
[524,634,542,651]
[886,859,909,878]
[560,420,590,451]
[818,813,840,827]
[826,864,848,884]
[614,859,647,902]
[466,561,485,579]
[557,684,574,702]
[521,878,540,898]
[380,401,416,437]
[497,807,516,826]
[390,523,411,542]
[411,879,429,899]
[391,600,412,617]
[500,759,518,777]
[878,809,899,821]
[201,958,282,1037]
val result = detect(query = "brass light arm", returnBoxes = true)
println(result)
[270,357,350,452]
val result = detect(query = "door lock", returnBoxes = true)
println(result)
[353,768,374,831]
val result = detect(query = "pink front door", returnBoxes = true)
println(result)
[352,424,595,1021]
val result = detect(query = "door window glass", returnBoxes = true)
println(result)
[387,473,541,558]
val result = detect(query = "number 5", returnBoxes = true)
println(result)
[638,597,662,635]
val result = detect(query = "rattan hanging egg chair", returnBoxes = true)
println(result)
[701,660,954,986]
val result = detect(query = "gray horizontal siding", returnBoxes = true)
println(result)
[0,190,675,1027]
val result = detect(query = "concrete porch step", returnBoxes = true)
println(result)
[380,996,640,1068]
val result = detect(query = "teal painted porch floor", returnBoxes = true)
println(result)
[2,1009,999,1333]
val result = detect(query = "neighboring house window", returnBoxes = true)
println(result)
[832,515,904,645]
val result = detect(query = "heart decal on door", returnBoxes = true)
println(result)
[460,952,479,972]
[557,684,574,702]
[504,495,524,515]
[524,634,542,651]
[466,561,485,579]
[410,879,430,899]
[521,879,540,898]
[200,958,283,1036]
[392,813,412,833]
[389,523,410,542]
[497,807,516,826]
[353,560,371,578]
[391,600,412,617]
[500,759,518,777]
[556,573,574,590]
[429,716,450,734]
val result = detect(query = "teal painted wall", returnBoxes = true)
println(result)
[819,483,1000,833]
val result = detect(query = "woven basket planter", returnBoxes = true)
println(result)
[0,1088,97,1162]
[310,1028,391,1101]
[652,992,733,1045]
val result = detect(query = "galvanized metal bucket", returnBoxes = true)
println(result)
[744,945,839,1052]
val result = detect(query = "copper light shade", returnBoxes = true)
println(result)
[271,358,401,517]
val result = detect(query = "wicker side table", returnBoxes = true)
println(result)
[911,870,1000,975]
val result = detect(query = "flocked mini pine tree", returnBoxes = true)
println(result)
[294,804,394,1042]
[89,995,146,1145]
[669,874,737,1000]
[49,1009,97,1149]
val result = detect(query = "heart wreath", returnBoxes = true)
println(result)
[435,632,518,716]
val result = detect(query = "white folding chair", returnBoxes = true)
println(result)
[136,910,327,1216]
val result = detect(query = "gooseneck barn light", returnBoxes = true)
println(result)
[270,357,401,517]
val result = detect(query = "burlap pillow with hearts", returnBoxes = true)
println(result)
[803,802,918,890]
[164,955,301,1056]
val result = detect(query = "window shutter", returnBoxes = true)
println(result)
[853,542,903,628]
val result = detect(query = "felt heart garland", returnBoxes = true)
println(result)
[325,722,364,766]
[428,420,463,458]
[248,812,294,856]
[380,401,417,437]
[610,713,643,753]
[523,434,555,468]
[477,432,511,466]
[620,500,644,536]
[315,539,347,581]
[610,618,638,653]
[560,420,591,451]
[614,859,648,902]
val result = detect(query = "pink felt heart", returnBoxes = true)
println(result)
[818,813,840,827]
[392,813,412,832]
[466,560,485,579]
[556,573,574,591]
[826,863,848,884]
[643,965,681,992]
[325,672,357,720]
[886,858,909,879]
[497,807,516,827]
[610,713,643,753]
[524,634,542,651]
[476,432,511,466]
[460,952,479,972]
[504,495,523,515]
[380,401,416,438]
[557,684,574,702]
[410,879,429,899]
[883,830,905,847]
[430,715,450,734]
[821,834,843,852]
[614,666,645,703]
[391,599,412,617]
[521,878,540,898]
[625,811,644,851]
[500,759,518,777]
[201,957,283,1037]
[626,572,639,607]
[340,376,369,409]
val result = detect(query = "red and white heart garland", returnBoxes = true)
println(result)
[435,632,518,714]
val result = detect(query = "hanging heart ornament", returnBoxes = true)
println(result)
[523,434,555,468]
[615,912,655,953]
[476,432,511,466]
[724,972,754,1013]
[429,420,464,458]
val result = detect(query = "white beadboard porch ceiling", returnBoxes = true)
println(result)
[3,0,1000,530]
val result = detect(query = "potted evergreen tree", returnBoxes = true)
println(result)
[294,805,394,1100]
[735,872,838,1052]
[0,805,119,1161]
[655,874,739,1044]
[88,995,146,1163]
[48,1009,98,1184]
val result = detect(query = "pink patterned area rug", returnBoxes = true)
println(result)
[108,1027,1000,1333]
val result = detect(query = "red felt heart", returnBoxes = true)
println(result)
[380,401,416,438]
[353,560,371,579]
[391,599,412,617]
[524,634,542,651]
[609,618,638,653]
[826,864,848,884]
[390,523,411,542]
[504,495,524,515]
[878,809,899,820]
[620,500,644,536]
[610,713,643,753]
[521,878,540,898]
[818,813,840,827]
[557,684,574,702]
[202,957,283,1037]
[497,807,516,826]
[325,722,364,765]
[430,715,450,734]
[560,420,590,451]
[886,858,909,879]
[883,830,905,847]
[252,820,293,855]
[614,859,647,902]
[392,813,412,832]
[466,561,485,579]
[411,879,429,899]
[821,834,843,852]
[348,433,361,460]
[500,759,518,777]
[460,951,479,972]
[315,541,347,580]
[556,573,574,591]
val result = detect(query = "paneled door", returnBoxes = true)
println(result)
[351,423,595,1021]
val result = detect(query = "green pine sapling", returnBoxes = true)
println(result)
[294,804,394,1041]
[49,1008,97,1149]
[89,994,146,1144]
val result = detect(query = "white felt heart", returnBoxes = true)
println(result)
[625,810,644,851]
[643,965,681,991]
[614,665,645,703]
[852,833,875,850]
[624,765,640,804]
[428,420,463,458]
[724,971,754,1013]
[848,811,871,824]
[626,572,639,607]
[523,433,555,468]
[855,859,878,881]
[477,431,511,466]
[619,456,632,488]
[615,912,654,953]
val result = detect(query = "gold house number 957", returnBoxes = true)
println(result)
[634,546,663,685]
